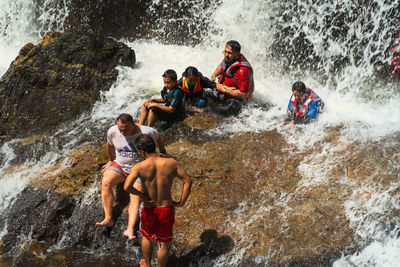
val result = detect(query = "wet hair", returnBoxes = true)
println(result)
[135,134,156,153]
[117,113,134,124]
[226,40,241,53]
[292,81,307,94]
[162,69,177,81]
[184,66,199,77]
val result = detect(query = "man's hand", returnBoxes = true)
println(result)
[144,99,154,105]
[215,83,225,92]
[143,99,157,109]
[173,200,184,207]
[142,194,156,208]
[101,161,112,173]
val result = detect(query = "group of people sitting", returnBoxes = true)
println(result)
[95,40,326,267]
[138,40,256,127]
[138,39,324,129]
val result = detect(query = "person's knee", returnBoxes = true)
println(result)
[102,172,122,189]
[158,242,169,252]
[102,180,114,191]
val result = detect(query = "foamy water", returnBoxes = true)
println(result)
[1,0,400,265]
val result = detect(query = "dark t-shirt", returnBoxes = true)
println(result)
[178,74,216,101]
[161,84,184,112]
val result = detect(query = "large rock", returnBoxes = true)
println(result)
[0,32,135,139]
[63,0,215,45]
[5,114,400,266]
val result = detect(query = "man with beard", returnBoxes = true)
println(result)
[207,40,255,116]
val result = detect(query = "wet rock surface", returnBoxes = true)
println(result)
[3,113,399,266]
[0,32,135,139]
[64,0,217,45]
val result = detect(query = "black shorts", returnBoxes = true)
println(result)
[207,98,243,116]
[149,107,182,123]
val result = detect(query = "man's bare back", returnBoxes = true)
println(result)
[134,156,178,207]
[123,134,192,267]
[124,153,191,209]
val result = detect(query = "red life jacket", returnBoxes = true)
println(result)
[288,88,319,119]
[181,76,202,94]
[219,54,254,100]
[390,35,400,77]
[391,53,400,77]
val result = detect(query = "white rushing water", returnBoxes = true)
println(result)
[1,0,400,265]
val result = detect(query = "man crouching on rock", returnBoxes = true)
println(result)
[123,134,192,267]
[96,113,167,243]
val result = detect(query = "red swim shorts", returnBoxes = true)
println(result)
[106,161,128,178]
[140,206,175,243]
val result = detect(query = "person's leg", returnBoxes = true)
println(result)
[139,105,149,125]
[140,236,153,267]
[154,206,174,267]
[147,109,158,127]
[212,99,242,116]
[124,182,142,241]
[96,170,125,227]
[157,242,169,267]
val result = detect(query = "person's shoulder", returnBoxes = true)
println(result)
[173,87,184,96]
[140,125,158,134]
[174,83,182,90]
[107,125,118,135]
[157,156,178,168]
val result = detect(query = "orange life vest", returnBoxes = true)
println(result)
[181,76,203,94]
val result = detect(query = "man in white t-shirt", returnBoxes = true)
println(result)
[96,113,167,242]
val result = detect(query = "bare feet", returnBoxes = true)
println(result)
[140,259,148,267]
[95,217,114,227]
[123,229,137,242]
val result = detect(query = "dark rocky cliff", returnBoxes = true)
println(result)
[0,32,135,139]
[63,0,217,45]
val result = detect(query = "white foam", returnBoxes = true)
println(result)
[334,237,400,267]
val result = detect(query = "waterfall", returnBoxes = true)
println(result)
[1,0,400,266]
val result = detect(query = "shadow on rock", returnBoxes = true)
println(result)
[168,229,234,266]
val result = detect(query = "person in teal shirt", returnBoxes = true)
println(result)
[139,69,184,127]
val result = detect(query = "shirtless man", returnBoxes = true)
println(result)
[123,134,192,267]
[96,113,167,243]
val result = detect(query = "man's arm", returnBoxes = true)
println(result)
[222,86,248,99]
[106,141,116,160]
[200,75,217,88]
[211,64,222,81]
[102,141,116,172]
[124,167,140,194]
[146,102,175,113]
[156,133,167,154]
[124,167,146,197]
[173,163,192,207]
[307,101,319,119]
[124,166,155,207]
[232,66,252,100]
